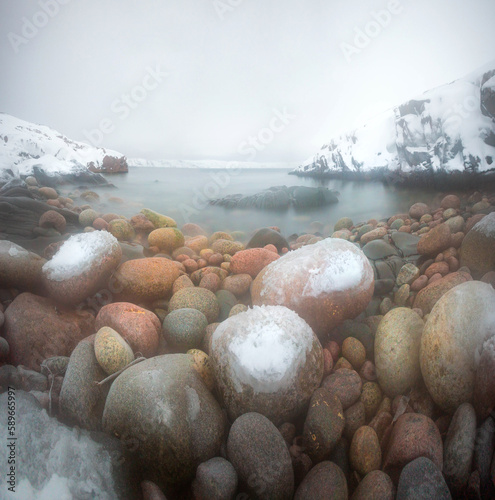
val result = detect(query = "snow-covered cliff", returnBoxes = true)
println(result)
[292,61,495,186]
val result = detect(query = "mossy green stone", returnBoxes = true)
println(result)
[141,208,177,228]
[169,287,220,323]
[108,219,135,241]
[95,326,135,375]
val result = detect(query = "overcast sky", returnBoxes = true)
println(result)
[1,0,494,163]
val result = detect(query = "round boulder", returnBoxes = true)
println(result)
[420,281,495,413]
[42,231,122,305]
[94,326,134,375]
[375,308,424,398]
[169,287,220,324]
[102,354,224,488]
[227,412,294,500]
[162,308,208,350]
[252,238,374,339]
[210,305,323,425]
[460,212,495,279]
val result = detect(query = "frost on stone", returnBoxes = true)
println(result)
[473,212,495,238]
[0,240,29,258]
[0,392,132,500]
[43,230,119,281]
[260,238,371,304]
[212,305,316,394]
[185,385,200,422]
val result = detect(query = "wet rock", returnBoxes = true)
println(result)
[303,387,345,462]
[103,354,224,488]
[4,292,94,371]
[443,402,477,495]
[397,457,451,499]
[192,457,238,500]
[374,308,424,398]
[383,413,443,484]
[59,336,109,431]
[294,461,348,500]
[227,412,294,500]
[322,368,362,410]
[420,281,495,412]
[112,258,180,303]
[95,302,161,358]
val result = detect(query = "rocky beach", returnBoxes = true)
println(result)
[1,170,495,499]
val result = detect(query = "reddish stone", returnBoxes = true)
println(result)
[181,223,206,237]
[446,256,460,272]
[221,274,252,297]
[424,262,449,278]
[417,224,451,255]
[95,302,161,358]
[208,253,224,266]
[199,273,221,293]
[230,248,279,278]
[413,271,472,314]
[409,203,430,220]
[465,214,485,233]
[39,210,66,233]
[93,218,109,231]
[4,292,95,371]
[264,244,278,253]
[410,275,428,292]
[441,195,461,210]
[183,258,198,273]
[383,412,443,484]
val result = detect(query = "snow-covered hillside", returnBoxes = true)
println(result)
[0,113,124,181]
[292,62,495,182]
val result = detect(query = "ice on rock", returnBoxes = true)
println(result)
[0,240,29,258]
[0,392,134,500]
[43,230,119,281]
[260,238,367,304]
[212,305,316,394]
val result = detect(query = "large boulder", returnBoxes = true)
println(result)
[417,223,451,256]
[227,412,294,500]
[252,238,374,339]
[210,305,323,425]
[0,240,46,291]
[102,354,224,488]
[3,292,95,371]
[374,308,424,398]
[59,335,109,431]
[95,302,161,358]
[420,281,495,413]
[111,257,180,303]
[413,271,471,314]
[460,213,495,278]
[42,231,122,305]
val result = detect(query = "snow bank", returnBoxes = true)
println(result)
[43,231,119,281]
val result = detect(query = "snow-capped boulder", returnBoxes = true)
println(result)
[210,305,323,425]
[42,231,122,305]
[251,238,374,338]
[291,62,495,187]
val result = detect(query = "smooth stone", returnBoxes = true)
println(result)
[94,326,134,375]
[362,240,399,260]
[192,457,238,500]
[349,425,381,476]
[397,457,451,499]
[162,308,208,350]
[391,232,420,257]
[351,470,394,500]
[227,412,294,500]
[322,368,362,410]
[294,461,348,500]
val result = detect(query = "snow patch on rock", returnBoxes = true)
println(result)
[43,231,119,281]
[473,213,495,238]
[212,305,315,394]
[260,238,368,304]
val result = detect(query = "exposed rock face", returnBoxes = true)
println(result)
[210,185,339,210]
[88,155,129,173]
[291,65,495,189]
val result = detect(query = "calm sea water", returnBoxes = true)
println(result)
[65,167,439,236]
